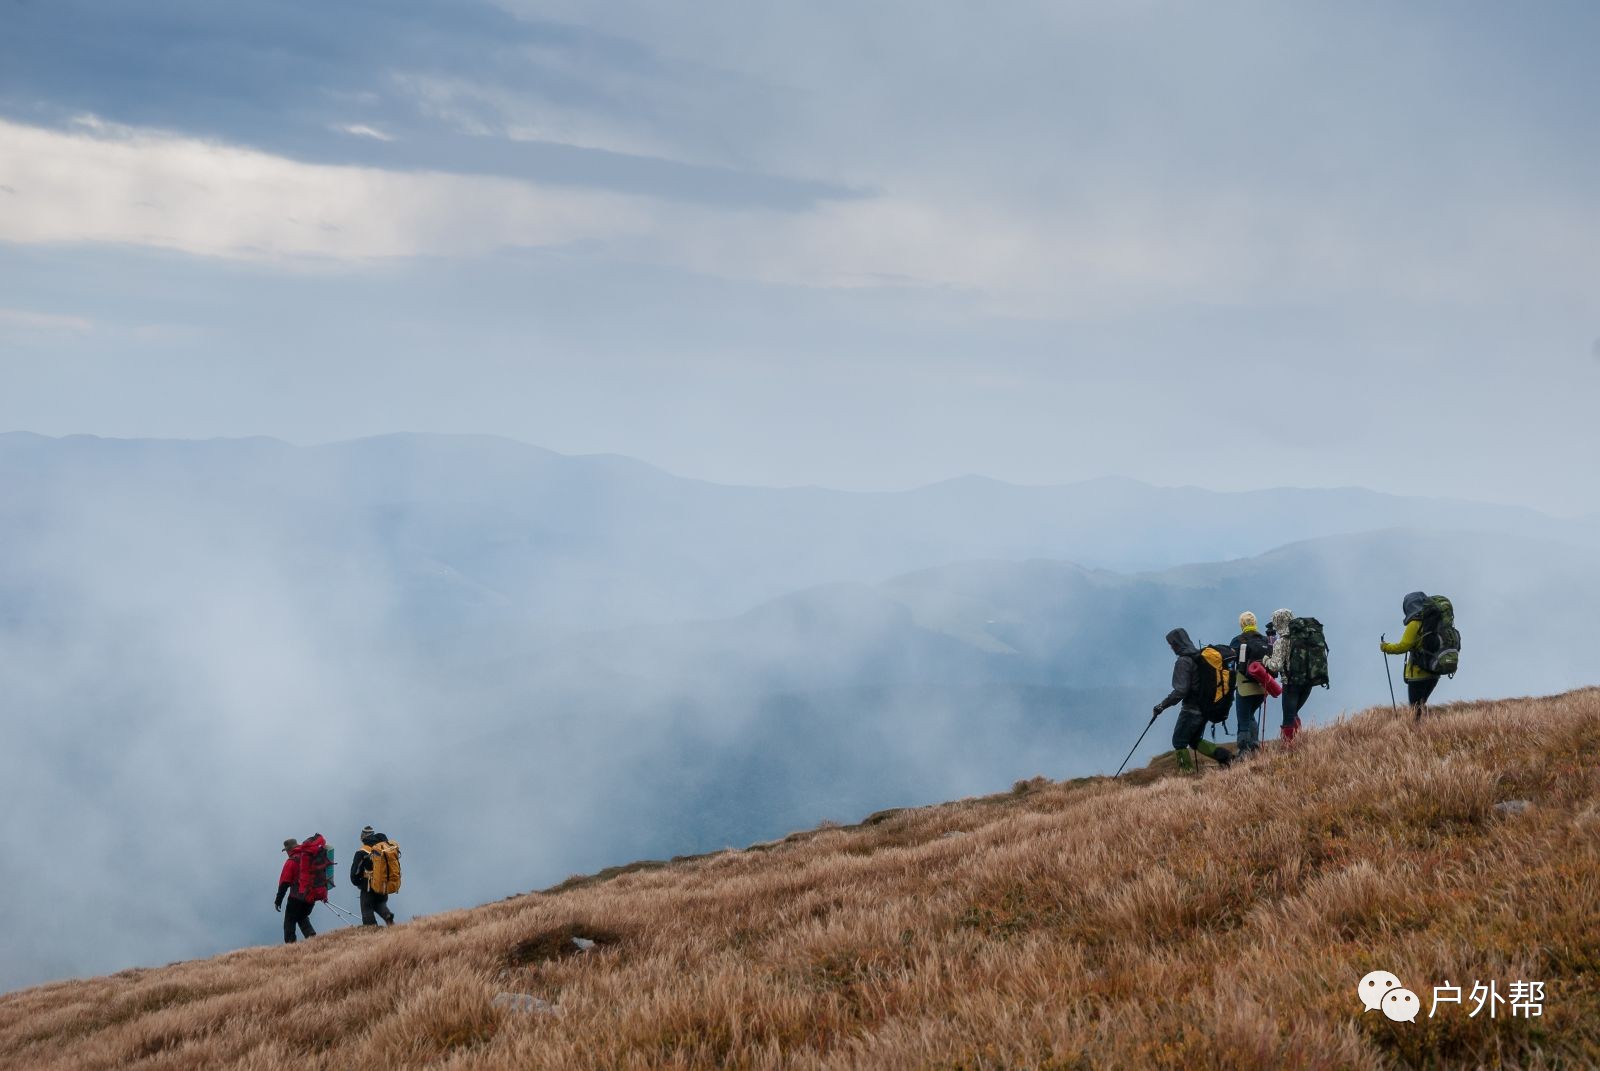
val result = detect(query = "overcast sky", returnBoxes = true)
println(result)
[2,1,1597,511]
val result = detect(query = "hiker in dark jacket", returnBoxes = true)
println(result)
[1381,591,1440,718]
[1152,627,1234,773]
[1264,607,1309,742]
[350,826,398,926]
[274,838,317,943]
[1230,611,1273,755]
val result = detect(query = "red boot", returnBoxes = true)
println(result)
[1281,717,1301,744]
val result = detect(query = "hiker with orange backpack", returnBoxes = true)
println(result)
[350,826,401,927]
[1151,628,1235,773]
[274,834,335,943]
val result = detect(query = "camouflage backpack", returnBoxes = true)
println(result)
[1287,617,1331,689]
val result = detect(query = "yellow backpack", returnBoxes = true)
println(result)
[1193,646,1236,722]
[366,841,402,895]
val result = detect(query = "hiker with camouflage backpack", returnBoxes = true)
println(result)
[1265,608,1330,742]
[1151,628,1235,773]
[1382,591,1459,719]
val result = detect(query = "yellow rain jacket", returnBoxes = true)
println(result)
[1381,620,1436,681]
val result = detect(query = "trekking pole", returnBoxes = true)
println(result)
[1381,634,1397,712]
[1115,713,1159,777]
[1260,693,1267,754]
[325,899,360,923]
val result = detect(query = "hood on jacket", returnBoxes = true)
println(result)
[1271,608,1294,633]
[1402,591,1429,621]
[1166,628,1197,657]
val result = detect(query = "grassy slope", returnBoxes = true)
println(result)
[3,691,1598,1070]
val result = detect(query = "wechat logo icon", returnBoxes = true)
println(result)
[1359,970,1419,1023]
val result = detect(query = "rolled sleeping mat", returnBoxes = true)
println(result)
[1247,660,1283,697]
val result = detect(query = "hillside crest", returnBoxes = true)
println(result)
[4,690,1598,1070]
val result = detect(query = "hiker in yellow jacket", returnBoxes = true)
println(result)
[1381,591,1439,719]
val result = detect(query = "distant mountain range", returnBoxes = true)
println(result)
[2,431,1594,639]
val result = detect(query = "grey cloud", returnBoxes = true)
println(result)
[2,2,1600,520]
[0,0,859,209]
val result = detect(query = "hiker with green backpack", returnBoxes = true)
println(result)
[1381,591,1460,718]
[1265,608,1330,742]
[1151,627,1235,773]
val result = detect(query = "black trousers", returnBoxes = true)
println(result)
[1280,683,1313,727]
[283,898,316,943]
[361,888,395,926]
[1408,677,1439,712]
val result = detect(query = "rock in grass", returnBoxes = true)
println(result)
[493,993,560,1015]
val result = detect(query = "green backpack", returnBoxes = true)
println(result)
[1287,617,1331,689]
[1417,595,1461,677]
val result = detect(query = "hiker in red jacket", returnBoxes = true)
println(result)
[274,838,317,943]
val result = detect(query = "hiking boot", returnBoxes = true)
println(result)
[1212,746,1234,768]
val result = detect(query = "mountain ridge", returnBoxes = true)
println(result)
[4,689,1595,1069]
[0,429,1575,517]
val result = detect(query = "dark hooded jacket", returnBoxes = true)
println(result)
[1155,628,1202,715]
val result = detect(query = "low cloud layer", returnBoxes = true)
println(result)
[1,435,1596,992]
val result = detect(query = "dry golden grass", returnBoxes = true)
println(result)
[5,690,1600,1070]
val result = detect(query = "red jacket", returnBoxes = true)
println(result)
[276,855,306,906]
